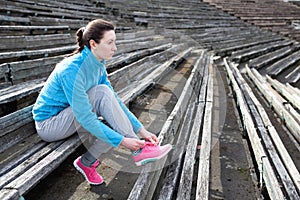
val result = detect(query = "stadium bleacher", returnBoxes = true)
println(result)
[0,0,299,199]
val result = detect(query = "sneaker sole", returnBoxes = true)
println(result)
[135,144,173,166]
[73,159,104,185]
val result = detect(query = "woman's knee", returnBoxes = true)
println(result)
[88,84,116,108]
[89,84,113,97]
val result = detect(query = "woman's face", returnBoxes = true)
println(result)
[90,30,117,61]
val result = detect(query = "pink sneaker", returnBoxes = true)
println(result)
[132,142,172,166]
[73,156,104,185]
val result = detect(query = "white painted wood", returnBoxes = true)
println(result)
[231,63,299,198]
[286,83,300,97]
[266,75,300,112]
[196,62,214,200]
[246,67,300,143]
[224,58,285,200]
[245,74,300,194]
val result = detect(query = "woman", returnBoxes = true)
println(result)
[32,19,172,185]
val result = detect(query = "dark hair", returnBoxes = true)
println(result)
[73,19,115,54]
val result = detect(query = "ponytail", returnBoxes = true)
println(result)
[73,27,86,54]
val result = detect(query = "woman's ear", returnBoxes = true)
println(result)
[89,39,97,49]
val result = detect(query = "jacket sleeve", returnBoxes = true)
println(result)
[60,68,124,147]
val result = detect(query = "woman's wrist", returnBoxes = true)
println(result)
[138,127,145,136]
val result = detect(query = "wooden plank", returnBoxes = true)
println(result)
[266,50,300,76]
[0,80,44,104]
[115,38,171,56]
[0,121,35,154]
[106,43,172,70]
[0,55,65,84]
[157,102,196,199]
[0,138,45,176]
[0,25,70,31]
[266,75,300,111]
[286,83,300,97]
[0,45,76,61]
[216,37,284,57]
[2,55,64,74]
[0,34,73,51]
[3,134,82,196]
[29,17,89,30]
[21,0,107,14]
[9,56,64,83]
[196,62,213,200]
[0,188,19,200]
[285,66,300,84]
[176,54,209,200]
[158,53,210,199]
[0,14,30,24]
[0,141,63,189]
[224,58,285,200]
[0,105,33,137]
[176,98,205,199]
[109,44,177,92]
[121,47,193,105]
[231,40,292,63]
[248,45,300,69]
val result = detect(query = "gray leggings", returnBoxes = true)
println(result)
[35,84,138,157]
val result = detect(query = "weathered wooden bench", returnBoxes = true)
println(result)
[0,30,171,88]
[106,43,172,71]
[110,44,190,93]
[0,44,76,64]
[0,0,134,30]
[0,33,74,52]
[189,26,263,50]
[0,1,109,23]
[224,58,300,199]
[248,44,300,70]
[215,36,284,57]
[0,55,65,88]
[266,49,300,76]
[230,39,293,63]
[127,50,214,199]
[201,0,300,41]
[0,78,45,116]
[285,66,300,85]
[1,0,108,17]
[0,45,192,200]
[0,14,30,26]
[0,25,70,36]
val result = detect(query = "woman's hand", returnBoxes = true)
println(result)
[138,127,159,145]
[121,138,145,151]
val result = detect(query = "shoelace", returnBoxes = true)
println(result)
[132,142,158,155]
[89,162,100,176]
[142,142,158,150]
